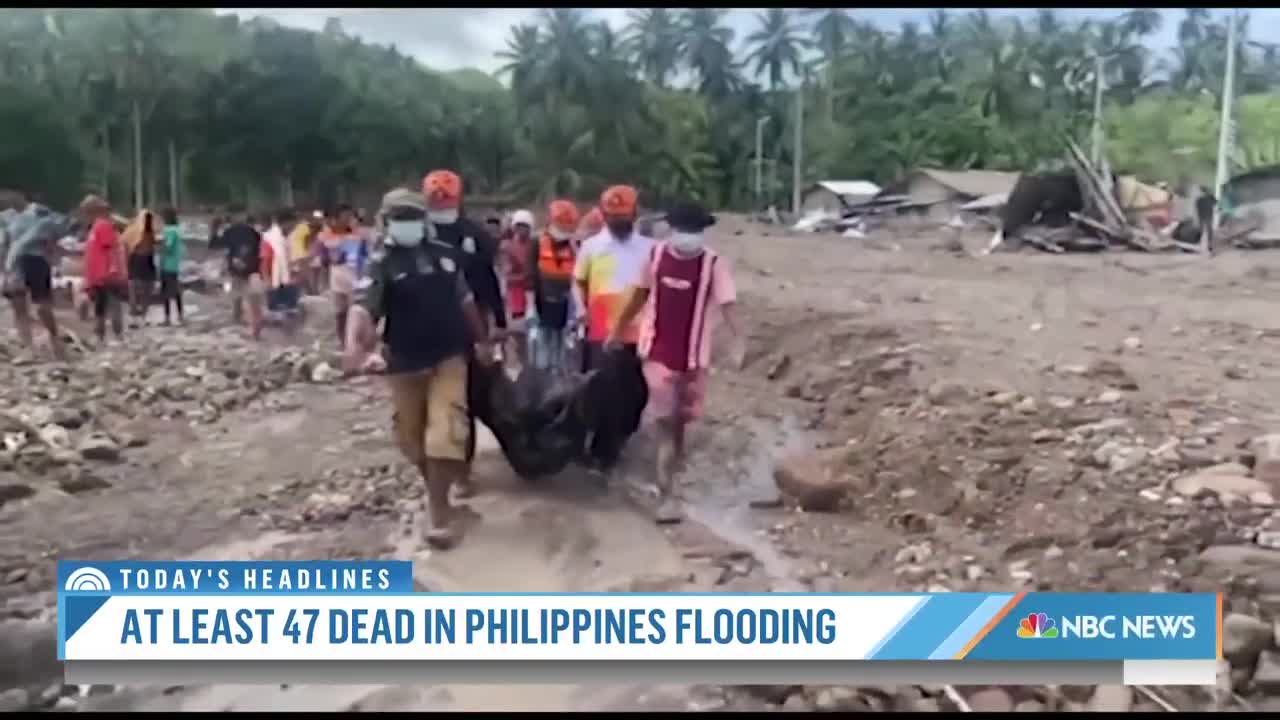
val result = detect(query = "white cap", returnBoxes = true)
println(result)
[511,209,535,228]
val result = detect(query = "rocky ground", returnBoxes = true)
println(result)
[4,218,1280,711]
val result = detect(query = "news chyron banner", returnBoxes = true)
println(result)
[58,561,1221,686]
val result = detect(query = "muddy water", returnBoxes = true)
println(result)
[681,415,817,591]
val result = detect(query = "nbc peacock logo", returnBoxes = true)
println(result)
[64,566,112,593]
[1016,612,1058,639]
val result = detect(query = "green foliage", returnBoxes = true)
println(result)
[0,8,1273,213]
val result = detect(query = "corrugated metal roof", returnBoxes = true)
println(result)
[916,169,1021,198]
[960,193,1009,211]
[814,180,881,198]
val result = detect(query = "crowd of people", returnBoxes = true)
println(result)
[1,171,745,550]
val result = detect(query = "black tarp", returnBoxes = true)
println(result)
[469,349,648,479]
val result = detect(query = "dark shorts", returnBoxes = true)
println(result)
[3,255,53,303]
[89,283,125,317]
[160,271,181,299]
[267,285,300,311]
[128,253,156,283]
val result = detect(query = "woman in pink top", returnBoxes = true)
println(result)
[607,200,743,523]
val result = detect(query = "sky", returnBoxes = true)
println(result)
[213,8,1259,75]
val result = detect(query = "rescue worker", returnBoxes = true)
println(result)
[345,188,494,550]
[421,169,507,499]
[574,184,653,372]
[526,200,579,373]
[573,185,653,469]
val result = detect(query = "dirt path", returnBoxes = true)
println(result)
[10,218,1280,711]
[2,318,773,711]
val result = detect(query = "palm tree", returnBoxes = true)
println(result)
[536,9,595,101]
[496,24,543,101]
[808,9,855,119]
[623,9,680,89]
[744,8,811,91]
[678,8,741,98]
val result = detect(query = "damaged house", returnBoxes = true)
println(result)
[800,180,881,215]
[1225,165,1280,243]
[876,168,1022,220]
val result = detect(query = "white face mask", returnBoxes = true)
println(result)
[670,231,704,256]
[387,220,424,247]
[428,209,459,226]
[549,227,573,242]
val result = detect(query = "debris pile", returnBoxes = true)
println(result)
[0,329,341,500]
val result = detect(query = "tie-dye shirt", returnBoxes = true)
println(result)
[572,229,654,343]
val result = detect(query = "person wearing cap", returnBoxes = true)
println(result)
[421,170,506,331]
[422,169,507,496]
[503,209,535,327]
[1,189,67,360]
[575,207,604,250]
[346,187,495,550]
[525,200,580,373]
[79,194,128,344]
[574,185,654,372]
[607,199,743,523]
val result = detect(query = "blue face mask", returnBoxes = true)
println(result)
[387,220,424,247]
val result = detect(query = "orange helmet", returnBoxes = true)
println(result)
[422,170,463,209]
[579,207,604,237]
[599,184,638,219]
[548,200,580,238]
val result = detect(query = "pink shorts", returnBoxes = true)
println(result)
[642,361,706,424]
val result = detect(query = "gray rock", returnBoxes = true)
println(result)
[0,620,59,691]
[1200,545,1280,571]
[926,381,967,405]
[0,687,30,712]
[1013,699,1046,712]
[740,685,799,704]
[780,693,812,711]
[1254,650,1280,693]
[57,467,111,494]
[1172,466,1270,504]
[75,433,120,462]
[0,483,36,505]
[966,688,1013,712]
[810,686,864,711]
[1252,433,1280,489]
[1223,614,1274,668]
[1087,685,1133,712]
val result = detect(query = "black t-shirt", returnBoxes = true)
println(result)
[432,216,507,329]
[223,223,261,278]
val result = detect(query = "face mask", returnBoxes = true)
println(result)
[606,220,633,240]
[549,227,573,242]
[670,232,704,256]
[428,209,459,226]
[387,220,424,247]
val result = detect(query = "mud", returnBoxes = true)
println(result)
[7,217,1280,710]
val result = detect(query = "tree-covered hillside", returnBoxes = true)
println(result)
[0,8,1271,213]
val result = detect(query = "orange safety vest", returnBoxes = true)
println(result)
[536,233,576,281]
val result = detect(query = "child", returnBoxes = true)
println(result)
[158,207,185,324]
[607,200,744,523]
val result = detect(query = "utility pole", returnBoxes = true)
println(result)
[754,116,770,221]
[1090,53,1105,168]
[1212,9,1240,247]
[792,85,804,216]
